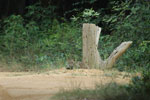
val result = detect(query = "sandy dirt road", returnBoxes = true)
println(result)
[0,69,131,100]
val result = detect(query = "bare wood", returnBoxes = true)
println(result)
[105,41,133,68]
[82,23,132,69]
[82,24,101,68]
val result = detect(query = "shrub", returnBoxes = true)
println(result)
[125,67,150,100]
[0,2,82,70]
[97,0,150,71]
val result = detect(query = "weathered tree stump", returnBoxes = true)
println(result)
[82,23,132,69]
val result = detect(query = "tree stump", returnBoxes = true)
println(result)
[82,23,132,69]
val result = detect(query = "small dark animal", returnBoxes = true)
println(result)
[66,59,74,70]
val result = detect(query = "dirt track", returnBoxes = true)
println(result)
[0,69,131,100]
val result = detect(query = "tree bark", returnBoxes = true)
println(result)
[82,23,132,69]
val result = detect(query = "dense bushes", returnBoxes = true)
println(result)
[96,0,150,71]
[0,0,150,72]
[100,1,150,97]
[113,1,150,70]
[0,3,82,70]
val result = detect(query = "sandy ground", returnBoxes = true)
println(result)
[0,68,131,100]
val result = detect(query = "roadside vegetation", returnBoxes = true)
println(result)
[0,0,149,72]
[52,69,150,100]
[0,0,150,99]
[52,83,129,100]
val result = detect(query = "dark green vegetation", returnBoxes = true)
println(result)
[52,83,129,100]
[0,0,149,71]
[0,0,150,99]
[52,80,150,100]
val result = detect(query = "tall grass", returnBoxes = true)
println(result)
[51,82,150,100]
[51,83,128,100]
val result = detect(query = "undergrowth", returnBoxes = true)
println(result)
[52,66,150,100]
[51,83,129,100]
[52,80,150,100]
[0,0,149,72]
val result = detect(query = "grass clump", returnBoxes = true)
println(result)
[52,68,150,100]
[51,83,129,100]
[52,82,150,100]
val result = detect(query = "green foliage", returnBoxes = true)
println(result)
[25,2,57,27]
[100,0,132,33]
[0,0,149,72]
[125,67,150,100]
[129,69,150,94]
[52,80,150,100]
[71,8,100,24]
[52,83,129,100]
[115,1,150,70]
[114,1,150,42]
[2,15,28,55]
[97,0,150,71]
[64,0,98,17]
[0,3,82,70]
[98,35,117,60]
[41,20,82,60]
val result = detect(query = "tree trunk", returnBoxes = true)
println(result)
[82,23,132,69]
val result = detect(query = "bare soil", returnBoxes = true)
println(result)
[0,68,131,100]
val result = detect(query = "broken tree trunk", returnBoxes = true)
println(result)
[82,23,132,69]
